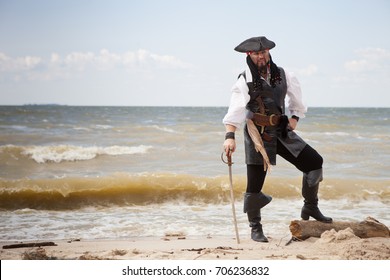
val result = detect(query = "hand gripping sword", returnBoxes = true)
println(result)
[221,152,240,244]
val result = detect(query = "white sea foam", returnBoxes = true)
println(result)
[150,125,178,133]
[94,124,113,129]
[21,144,153,163]
[1,198,388,241]
[323,131,350,136]
[73,126,91,131]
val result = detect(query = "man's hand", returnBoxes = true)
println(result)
[289,118,298,130]
[223,139,236,157]
[224,124,237,156]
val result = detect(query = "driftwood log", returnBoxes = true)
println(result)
[289,217,390,240]
[2,241,57,249]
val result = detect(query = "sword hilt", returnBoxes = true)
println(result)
[221,152,233,166]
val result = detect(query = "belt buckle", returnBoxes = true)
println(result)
[269,114,276,126]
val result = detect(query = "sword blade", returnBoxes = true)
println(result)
[228,163,240,245]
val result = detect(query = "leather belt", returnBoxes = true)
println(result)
[251,113,281,127]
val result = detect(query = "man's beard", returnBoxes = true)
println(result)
[258,63,268,74]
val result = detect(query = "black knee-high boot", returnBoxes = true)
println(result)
[301,168,332,223]
[243,192,272,242]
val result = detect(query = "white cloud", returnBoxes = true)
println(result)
[332,47,390,90]
[64,51,95,71]
[122,49,191,69]
[286,64,318,78]
[344,47,390,72]
[0,49,191,81]
[355,48,390,60]
[297,64,318,76]
[0,52,42,72]
[344,59,369,72]
[150,53,190,69]
[96,49,121,70]
[50,53,60,63]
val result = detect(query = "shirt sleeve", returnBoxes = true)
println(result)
[222,75,249,128]
[285,70,307,118]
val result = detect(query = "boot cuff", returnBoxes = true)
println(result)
[243,192,272,213]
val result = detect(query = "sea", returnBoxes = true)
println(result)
[0,106,389,242]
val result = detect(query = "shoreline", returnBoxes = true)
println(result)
[1,231,389,260]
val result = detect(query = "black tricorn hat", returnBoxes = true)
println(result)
[234,36,276,53]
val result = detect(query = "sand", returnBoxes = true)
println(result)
[1,228,389,260]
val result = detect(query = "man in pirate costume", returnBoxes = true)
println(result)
[223,36,332,242]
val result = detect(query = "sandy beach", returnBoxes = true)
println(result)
[1,227,389,260]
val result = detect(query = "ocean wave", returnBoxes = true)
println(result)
[94,124,113,130]
[300,131,351,137]
[0,144,152,163]
[323,131,350,136]
[0,173,388,210]
[149,125,179,133]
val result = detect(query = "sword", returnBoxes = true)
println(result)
[221,152,240,244]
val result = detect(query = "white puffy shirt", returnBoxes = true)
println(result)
[222,65,307,128]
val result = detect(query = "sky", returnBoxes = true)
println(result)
[0,0,389,107]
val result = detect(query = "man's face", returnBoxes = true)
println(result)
[249,50,270,69]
